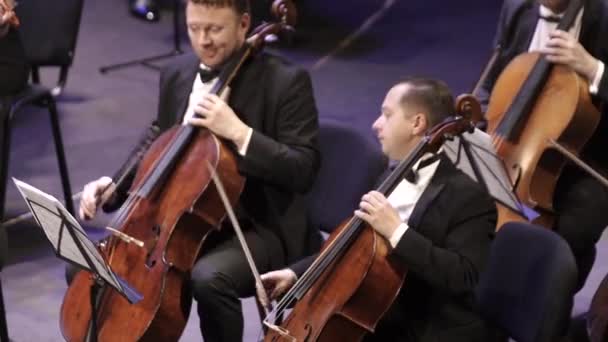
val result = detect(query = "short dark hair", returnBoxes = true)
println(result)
[187,0,250,15]
[396,77,454,127]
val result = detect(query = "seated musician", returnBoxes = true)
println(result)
[261,78,503,342]
[74,0,320,340]
[478,0,608,292]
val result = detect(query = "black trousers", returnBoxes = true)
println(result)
[554,165,608,291]
[191,225,284,342]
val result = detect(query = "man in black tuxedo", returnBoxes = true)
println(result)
[77,0,320,340]
[261,78,501,342]
[478,0,608,292]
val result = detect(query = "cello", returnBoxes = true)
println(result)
[481,1,608,339]
[484,0,601,228]
[263,113,477,342]
[59,2,296,341]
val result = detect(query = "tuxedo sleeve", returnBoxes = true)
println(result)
[596,49,608,103]
[236,69,320,193]
[588,0,608,103]
[478,0,511,110]
[390,185,496,296]
[290,254,317,278]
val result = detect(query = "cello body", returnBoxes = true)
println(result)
[60,127,244,342]
[266,221,407,342]
[485,52,600,228]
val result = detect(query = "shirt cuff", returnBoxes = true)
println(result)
[238,127,254,156]
[389,222,409,248]
[589,60,605,95]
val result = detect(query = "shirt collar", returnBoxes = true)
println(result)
[539,4,564,19]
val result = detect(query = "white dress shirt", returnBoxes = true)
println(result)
[529,5,604,94]
[387,153,441,247]
[182,64,253,156]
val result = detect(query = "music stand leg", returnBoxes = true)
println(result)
[99,0,184,74]
[85,277,104,342]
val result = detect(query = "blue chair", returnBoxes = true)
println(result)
[16,0,85,96]
[259,119,387,328]
[306,119,387,235]
[476,222,578,342]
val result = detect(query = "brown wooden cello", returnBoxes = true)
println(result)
[59,2,295,341]
[481,1,608,339]
[484,0,601,229]
[263,114,477,342]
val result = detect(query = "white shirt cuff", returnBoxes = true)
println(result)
[389,222,409,248]
[238,127,254,156]
[589,60,605,95]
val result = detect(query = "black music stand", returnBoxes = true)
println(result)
[12,178,142,342]
[99,0,184,74]
[443,127,538,221]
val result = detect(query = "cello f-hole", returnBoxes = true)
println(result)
[152,224,161,236]
[145,251,157,269]
[303,323,313,342]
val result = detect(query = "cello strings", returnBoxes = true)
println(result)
[273,163,404,316]
[95,44,252,263]
[272,216,364,317]
[272,142,429,319]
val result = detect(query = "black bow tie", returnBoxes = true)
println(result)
[539,14,562,23]
[392,154,441,183]
[199,67,219,83]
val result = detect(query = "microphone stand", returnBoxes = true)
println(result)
[99,0,183,74]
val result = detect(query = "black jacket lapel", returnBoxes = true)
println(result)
[173,58,199,124]
[407,155,453,229]
[514,2,538,51]
[580,0,600,49]
[228,56,265,126]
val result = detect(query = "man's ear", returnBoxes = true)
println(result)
[241,12,251,31]
[412,112,428,135]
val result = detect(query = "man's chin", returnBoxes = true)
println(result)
[202,61,218,68]
[380,145,389,155]
[198,55,222,68]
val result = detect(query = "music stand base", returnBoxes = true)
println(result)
[99,50,183,73]
[99,0,183,74]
